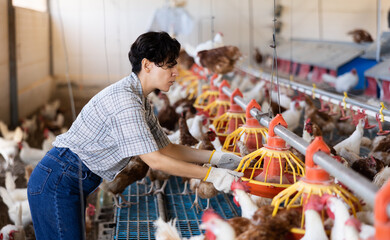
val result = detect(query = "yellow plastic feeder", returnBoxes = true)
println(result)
[203,80,231,121]
[213,88,246,145]
[235,114,305,199]
[222,99,268,155]
[193,74,219,112]
[271,137,361,240]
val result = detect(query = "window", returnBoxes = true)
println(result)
[13,0,47,12]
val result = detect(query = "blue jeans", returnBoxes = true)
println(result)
[27,147,102,240]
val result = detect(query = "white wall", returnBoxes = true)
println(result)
[16,7,51,119]
[49,0,390,88]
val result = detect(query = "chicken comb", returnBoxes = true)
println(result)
[320,194,336,220]
[345,217,362,232]
[305,118,311,124]
[303,195,323,212]
[230,179,250,193]
[201,209,222,223]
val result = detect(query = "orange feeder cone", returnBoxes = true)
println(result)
[271,137,361,240]
[213,88,246,145]
[375,179,390,240]
[203,80,231,121]
[222,99,268,155]
[235,114,305,198]
[193,74,219,112]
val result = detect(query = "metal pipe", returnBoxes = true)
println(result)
[154,180,167,221]
[239,66,390,121]
[217,80,389,217]
[7,0,18,128]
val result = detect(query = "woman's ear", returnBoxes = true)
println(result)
[142,58,151,73]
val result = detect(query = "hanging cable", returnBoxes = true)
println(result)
[56,0,76,121]
[269,0,281,115]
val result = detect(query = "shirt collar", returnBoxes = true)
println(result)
[129,72,147,103]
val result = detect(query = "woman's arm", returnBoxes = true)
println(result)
[139,150,209,179]
[159,143,213,165]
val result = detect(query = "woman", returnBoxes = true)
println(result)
[27,31,242,240]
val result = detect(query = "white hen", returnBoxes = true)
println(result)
[324,195,351,240]
[243,80,266,103]
[42,129,56,152]
[334,118,365,155]
[0,187,32,227]
[41,99,61,120]
[231,185,259,220]
[0,137,19,169]
[0,121,23,142]
[322,69,359,93]
[154,217,204,240]
[301,196,328,240]
[19,141,46,167]
[282,101,303,132]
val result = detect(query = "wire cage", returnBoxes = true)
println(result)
[235,114,305,199]
[222,99,268,155]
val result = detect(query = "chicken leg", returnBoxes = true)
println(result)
[191,188,203,213]
[180,180,190,195]
[153,180,168,195]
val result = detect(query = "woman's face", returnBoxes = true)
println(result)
[150,62,179,92]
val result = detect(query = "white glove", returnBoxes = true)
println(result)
[209,150,242,170]
[204,167,243,193]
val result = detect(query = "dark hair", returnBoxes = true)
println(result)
[128,31,181,74]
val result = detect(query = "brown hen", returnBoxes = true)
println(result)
[158,93,179,131]
[197,46,242,74]
[99,156,149,207]
[304,95,335,139]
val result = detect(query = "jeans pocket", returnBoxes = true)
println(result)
[64,164,88,180]
[28,163,52,195]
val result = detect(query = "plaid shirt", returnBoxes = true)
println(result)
[53,73,170,181]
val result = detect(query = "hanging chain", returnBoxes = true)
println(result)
[269,0,281,116]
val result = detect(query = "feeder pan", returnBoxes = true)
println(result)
[213,88,246,145]
[193,74,220,111]
[376,114,390,136]
[222,99,268,155]
[235,114,305,199]
[203,80,231,121]
[272,137,361,240]
[339,102,350,121]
